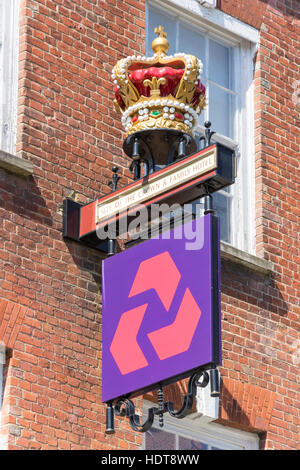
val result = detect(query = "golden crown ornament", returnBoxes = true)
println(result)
[112,26,206,170]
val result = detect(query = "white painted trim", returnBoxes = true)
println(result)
[149,0,259,44]
[193,380,219,423]
[0,0,20,154]
[197,0,217,8]
[0,149,34,176]
[143,400,259,450]
[221,241,273,274]
[195,125,239,150]
[233,41,257,254]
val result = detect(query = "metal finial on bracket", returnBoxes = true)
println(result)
[107,239,116,257]
[105,401,115,434]
[109,166,121,192]
[204,121,215,146]
[200,121,216,148]
[203,183,215,215]
[128,137,142,180]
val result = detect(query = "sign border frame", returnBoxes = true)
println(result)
[101,213,221,403]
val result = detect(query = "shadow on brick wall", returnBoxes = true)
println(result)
[219,0,299,31]
[0,171,52,227]
[217,376,277,448]
[221,259,289,317]
[63,234,126,295]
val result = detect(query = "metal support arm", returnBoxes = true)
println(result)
[105,367,217,434]
[166,369,209,419]
[114,398,157,433]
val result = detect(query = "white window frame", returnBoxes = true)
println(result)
[146,0,259,254]
[143,400,259,450]
[197,0,217,9]
[0,0,20,155]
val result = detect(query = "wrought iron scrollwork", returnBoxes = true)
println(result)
[105,368,216,434]
[114,398,157,433]
[166,370,209,419]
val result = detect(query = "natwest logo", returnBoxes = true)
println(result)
[110,251,202,375]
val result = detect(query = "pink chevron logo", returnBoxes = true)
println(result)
[110,251,202,375]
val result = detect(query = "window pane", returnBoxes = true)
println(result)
[178,436,208,450]
[209,84,232,138]
[147,9,176,56]
[145,428,176,450]
[209,39,230,89]
[178,23,205,66]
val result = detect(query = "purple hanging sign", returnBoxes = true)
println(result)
[102,213,221,403]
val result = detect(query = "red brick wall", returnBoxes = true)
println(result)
[251,0,300,448]
[0,0,299,451]
[0,0,146,450]
[217,0,299,449]
[219,0,269,29]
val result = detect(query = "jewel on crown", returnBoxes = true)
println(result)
[112,26,206,137]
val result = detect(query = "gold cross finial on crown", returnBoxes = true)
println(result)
[154,25,167,39]
[152,25,169,55]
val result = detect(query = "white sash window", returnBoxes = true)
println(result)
[0,0,20,155]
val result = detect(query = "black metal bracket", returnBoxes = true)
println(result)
[167,133,192,165]
[105,367,219,434]
[203,182,215,215]
[62,198,111,254]
[63,122,237,257]
[107,166,122,256]
[127,135,154,179]
[199,121,216,149]
[129,158,141,181]
[62,165,124,256]
[108,166,121,192]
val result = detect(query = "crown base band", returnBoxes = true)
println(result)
[123,128,197,167]
[125,117,195,139]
